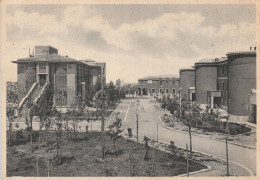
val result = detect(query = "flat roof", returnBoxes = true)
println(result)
[226,51,256,57]
[179,68,195,73]
[139,75,179,81]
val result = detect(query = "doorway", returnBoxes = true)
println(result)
[39,74,47,86]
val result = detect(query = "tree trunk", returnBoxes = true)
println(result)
[39,120,42,144]
[189,124,192,155]
[45,129,48,152]
[113,140,116,154]
[30,116,33,152]
[8,128,11,147]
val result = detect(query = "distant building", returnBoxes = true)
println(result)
[136,75,180,96]
[12,46,106,109]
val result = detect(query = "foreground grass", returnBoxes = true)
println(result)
[7,131,206,177]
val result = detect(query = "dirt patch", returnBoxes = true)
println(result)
[7,131,207,177]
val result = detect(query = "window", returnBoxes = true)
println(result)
[172,81,175,85]
[166,88,169,93]
[151,88,155,93]
[55,63,67,106]
[159,88,162,93]
[39,62,46,73]
[172,89,176,94]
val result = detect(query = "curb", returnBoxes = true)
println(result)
[121,133,212,177]
[123,102,132,123]
[154,106,256,150]
[178,162,212,177]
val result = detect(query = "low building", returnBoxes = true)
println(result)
[136,75,180,96]
[12,45,106,109]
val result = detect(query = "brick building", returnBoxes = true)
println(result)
[185,48,257,122]
[12,46,106,109]
[179,69,195,101]
[227,51,256,122]
[136,75,180,96]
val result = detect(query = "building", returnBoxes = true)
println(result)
[227,50,256,121]
[193,57,228,109]
[12,46,106,110]
[179,69,195,101]
[80,60,106,85]
[136,75,180,96]
[192,48,256,122]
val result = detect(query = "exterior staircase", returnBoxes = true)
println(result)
[17,82,50,120]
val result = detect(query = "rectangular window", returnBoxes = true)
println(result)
[39,62,46,73]
[55,63,67,106]
[166,89,169,93]
[151,88,155,93]
[173,81,175,85]
[172,89,176,94]
[159,88,162,93]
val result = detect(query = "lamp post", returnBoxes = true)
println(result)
[226,114,230,176]
[179,87,182,114]
[135,100,143,143]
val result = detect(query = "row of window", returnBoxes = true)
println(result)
[141,80,176,85]
[151,88,176,94]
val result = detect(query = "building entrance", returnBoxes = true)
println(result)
[39,74,47,86]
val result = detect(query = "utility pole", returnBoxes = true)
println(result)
[135,100,143,143]
[186,144,189,177]
[179,87,182,114]
[226,114,230,176]
[152,138,155,173]
[157,122,158,147]
[101,75,105,160]
[136,114,139,142]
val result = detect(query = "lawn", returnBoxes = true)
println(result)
[7,131,207,177]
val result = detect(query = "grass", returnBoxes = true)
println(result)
[7,131,206,177]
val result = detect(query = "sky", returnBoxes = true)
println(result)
[5,4,256,83]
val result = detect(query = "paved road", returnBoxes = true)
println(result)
[119,98,256,176]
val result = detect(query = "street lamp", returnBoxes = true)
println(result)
[179,87,182,114]
[135,100,144,143]
[226,114,230,176]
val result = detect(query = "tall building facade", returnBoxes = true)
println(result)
[179,69,195,101]
[179,48,256,122]
[12,46,106,109]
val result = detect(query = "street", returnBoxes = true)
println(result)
[114,98,256,175]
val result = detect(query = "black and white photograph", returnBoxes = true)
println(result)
[1,1,258,178]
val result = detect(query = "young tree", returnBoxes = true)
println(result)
[143,136,150,161]
[135,100,144,143]
[6,103,17,146]
[108,112,124,154]
[161,95,167,115]
[34,85,54,143]
[24,97,38,152]
[180,101,201,155]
